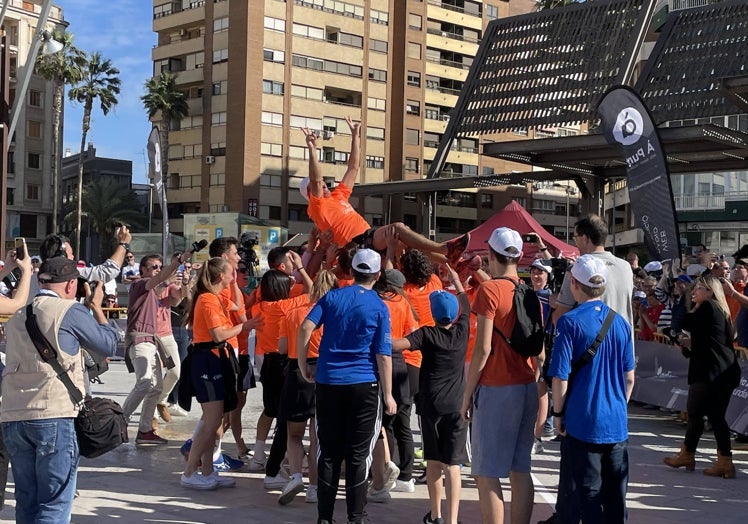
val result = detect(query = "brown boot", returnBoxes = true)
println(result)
[703,452,735,479]
[663,444,696,471]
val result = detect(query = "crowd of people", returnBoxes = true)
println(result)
[0,120,746,524]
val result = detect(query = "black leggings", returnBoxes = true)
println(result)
[685,366,741,455]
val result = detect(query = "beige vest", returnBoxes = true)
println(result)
[1,296,85,422]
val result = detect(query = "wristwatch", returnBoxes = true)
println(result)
[550,409,565,417]
[118,242,130,250]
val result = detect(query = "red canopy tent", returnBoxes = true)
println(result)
[465,200,579,267]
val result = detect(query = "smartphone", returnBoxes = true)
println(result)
[521,234,535,243]
[14,237,25,260]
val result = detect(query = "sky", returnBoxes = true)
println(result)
[59,0,155,184]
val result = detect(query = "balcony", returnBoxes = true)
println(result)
[674,193,725,210]
[425,27,480,45]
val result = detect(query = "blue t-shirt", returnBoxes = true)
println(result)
[306,284,391,385]
[548,301,634,444]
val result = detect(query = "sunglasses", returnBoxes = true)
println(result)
[150,264,162,270]
[126,255,134,259]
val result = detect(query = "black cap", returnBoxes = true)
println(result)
[38,257,80,283]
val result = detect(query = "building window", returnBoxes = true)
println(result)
[406,128,420,145]
[486,4,498,21]
[263,48,285,64]
[261,112,283,126]
[406,100,420,116]
[264,16,285,32]
[408,13,422,30]
[408,43,422,60]
[211,112,227,126]
[480,193,494,208]
[407,71,421,87]
[27,152,40,169]
[212,49,228,63]
[367,97,386,111]
[26,184,40,201]
[263,80,284,95]
[369,39,388,53]
[367,127,385,140]
[27,120,42,138]
[28,90,42,107]
[212,81,227,95]
[368,68,387,82]
[209,173,226,186]
[405,157,419,173]
[292,23,325,40]
[371,9,388,25]
[7,152,14,174]
[213,16,229,33]
[290,115,323,131]
[366,156,385,169]
[261,142,283,156]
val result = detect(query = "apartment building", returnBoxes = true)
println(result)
[151,0,589,241]
[2,0,65,251]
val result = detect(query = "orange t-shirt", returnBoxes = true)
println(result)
[307,182,369,246]
[280,301,321,359]
[219,286,244,350]
[472,277,536,386]
[383,293,418,340]
[251,294,309,356]
[727,281,746,321]
[445,285,479,363]
[237,291,254,356]
[191,292,236,356]
[337,276,355,288]
[402,273,443,368]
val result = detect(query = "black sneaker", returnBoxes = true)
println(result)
[423,511,445,524]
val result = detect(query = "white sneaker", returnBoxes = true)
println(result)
[247,458,266,472]
[264,473,289,490]
[532,439,544,455]
[305,484,318,503]
[278,475,304,505]
[181,472,218,490]
[168,403,189,417]
[367,484,391,503]
[384,461,400,491]
[390,478,415,493]
[208,471,236,488]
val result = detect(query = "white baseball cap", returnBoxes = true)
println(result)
[352,248,381,274]
[643,260,663,273]
[570,254,608,288]
[487,227,522,257]
[530,258,552,274]
[299,177,310,201]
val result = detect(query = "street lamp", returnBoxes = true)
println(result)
[148,183,155,233]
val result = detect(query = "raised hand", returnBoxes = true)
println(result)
[345,116,361,136]
[301,127,318,148]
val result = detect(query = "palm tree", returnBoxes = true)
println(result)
[68,51,121,259]
[141,71,189,188]
[35,30,85,234]
[63,178,144,262]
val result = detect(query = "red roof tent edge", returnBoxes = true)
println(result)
[465,200,579,266]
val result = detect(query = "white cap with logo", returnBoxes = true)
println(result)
[570,254,608,288]
[352,248,381,274]
[487,227,523,257]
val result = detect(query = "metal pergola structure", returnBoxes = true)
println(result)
[353,0,748,231]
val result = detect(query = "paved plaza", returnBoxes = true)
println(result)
[0,360,746,523]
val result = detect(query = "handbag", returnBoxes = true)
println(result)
[24,304,129,458]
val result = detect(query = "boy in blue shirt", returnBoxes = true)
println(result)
[547,255,635,524]
[393,265,469,524]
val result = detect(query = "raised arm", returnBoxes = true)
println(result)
[341,116,361,189]
[301,127,325,198]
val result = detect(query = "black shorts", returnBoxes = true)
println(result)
[190,350,226,404]
[351,228,377,250]
[421,411,469,466]
[278,359,317,423]
[259,352,287,418]
[392,352,410,406]
[238,354,256,391]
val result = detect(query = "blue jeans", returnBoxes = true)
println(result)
[2,418,79,524]
[556,435,629,524]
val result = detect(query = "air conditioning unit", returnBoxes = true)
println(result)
[205,155,216,165]
[323,130,335,140]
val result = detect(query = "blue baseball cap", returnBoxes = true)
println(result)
[429,290,459,325]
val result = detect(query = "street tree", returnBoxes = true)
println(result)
[35,30,85,234]
[68,51,121,259]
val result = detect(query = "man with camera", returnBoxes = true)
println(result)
[1,257,118,522]
[122,250,194,443]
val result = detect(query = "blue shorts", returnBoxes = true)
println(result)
[190,350,225,403]
[471,383,538,478]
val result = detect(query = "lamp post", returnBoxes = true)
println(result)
[148,183,155,233]
[566,181,571,242]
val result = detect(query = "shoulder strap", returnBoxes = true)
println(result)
[568,308,617,381]
[24,304,85,407]
[491,276,519,343]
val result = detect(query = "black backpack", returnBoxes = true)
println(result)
[492,277,545,357]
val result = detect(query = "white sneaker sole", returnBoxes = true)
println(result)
[180,476,217,490]
[278,482,305,505]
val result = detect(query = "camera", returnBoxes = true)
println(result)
[549,257,570,294]
[238,232,260,289]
